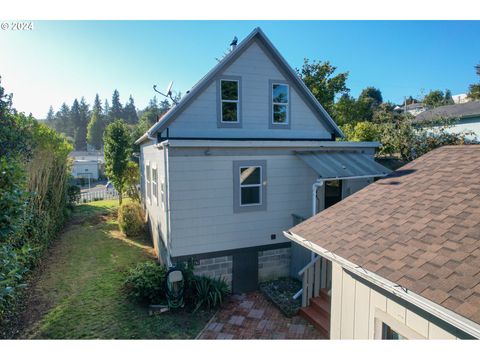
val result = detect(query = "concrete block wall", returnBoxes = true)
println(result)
[258,247,291,282]
[193,255,233,289]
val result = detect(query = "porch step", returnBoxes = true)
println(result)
[310,296,330,317]
[299,304,330,339]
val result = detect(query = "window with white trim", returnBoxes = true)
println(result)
[151,164,158,205]
[233,160,267,213]
[220,80,239,123]
[146,163,151,202]
[272,83,289,124]
[160,179,165,210]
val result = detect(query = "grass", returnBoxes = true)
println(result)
[20,199,213,339]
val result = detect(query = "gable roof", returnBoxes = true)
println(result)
[135,27,344,145]
[415,100,480,123]
[287,145,480,330]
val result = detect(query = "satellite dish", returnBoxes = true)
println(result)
[165,81,173,96]
[153,81,178,105]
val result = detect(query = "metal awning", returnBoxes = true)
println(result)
[296,150,391,180]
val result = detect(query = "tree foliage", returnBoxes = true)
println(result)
[423,89,454,108]
[297,58,349,114]
[467,63,480,100]
[104,120,131,204]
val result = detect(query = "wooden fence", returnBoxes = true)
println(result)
[78,189,119,203]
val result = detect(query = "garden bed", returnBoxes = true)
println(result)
[259,277,302,317]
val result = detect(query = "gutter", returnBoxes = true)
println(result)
[283,230,480,339]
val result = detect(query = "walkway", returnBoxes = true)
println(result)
[197,291,325,340]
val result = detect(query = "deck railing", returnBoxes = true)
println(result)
[297,256,330,307]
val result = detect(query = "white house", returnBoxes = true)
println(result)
[285,146,480,339]
[69,150,104,180]
[135,28,390,294]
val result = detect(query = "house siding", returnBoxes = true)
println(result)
[168,152,318,258]
[166,40,332,140]
[330,262,459,339]
[141,142,168,261]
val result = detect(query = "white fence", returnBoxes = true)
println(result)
[78,189,119,203]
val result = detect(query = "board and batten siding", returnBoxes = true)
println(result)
[140,142,168,258]
[166,40,332,139]
[168,153,318,257]
[330,262,459,340]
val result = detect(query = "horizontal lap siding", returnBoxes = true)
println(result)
[167,40,331,139]
[169,154,317,257]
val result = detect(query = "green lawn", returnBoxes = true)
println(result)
[21,200,213,339]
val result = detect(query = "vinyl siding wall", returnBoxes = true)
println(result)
[168,153,318,257]
[141,142,168,259]
[330,262,459,340]
[166,40,332,139]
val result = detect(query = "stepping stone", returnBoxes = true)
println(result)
[247,309,265,319]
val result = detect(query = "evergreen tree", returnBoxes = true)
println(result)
[123,95,138,124]
[74,97,89,151]
[109,89,123,122]
[46,106,55,127]
[92,93,103,115]
[55,103,72,138]
[467,63,480,100]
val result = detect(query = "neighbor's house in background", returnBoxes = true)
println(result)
[414,100,480,141]
[69,150,105,181]
[285,146,480,340]
[135,28,390,295]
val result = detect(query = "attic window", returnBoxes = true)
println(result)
[221,80,239,123]
[272,83,289,124]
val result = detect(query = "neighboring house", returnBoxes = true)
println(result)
[69,150,105,180]
[452,93,469,104]
[394,102,428,116]
[285,145,480,339]
[415,100,480,141]
[135,27,390,294]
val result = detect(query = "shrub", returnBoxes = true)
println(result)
[118,202,144,236]
[67,183,81,206]
[193,276,230,312]
[0,245,28,317]
[124,261,167,304]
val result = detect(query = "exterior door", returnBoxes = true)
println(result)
[232,251,258,294]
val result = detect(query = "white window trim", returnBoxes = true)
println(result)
[271,82,290,125]
[239,166,263,207]
[220,79,240,124]
[145,161,151,204]
[151,163,158,205]
[160,179,165,210]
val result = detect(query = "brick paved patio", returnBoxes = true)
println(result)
[197,291,325,339]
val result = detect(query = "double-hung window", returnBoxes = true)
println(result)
[160,179,165,210]
[217,76,242,128]
[146,163,151,203]
[233,160,267,213]
[270,81,290,128]
[151,164,158,205]
[221,80,239,122]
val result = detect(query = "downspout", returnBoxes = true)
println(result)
[162,142,173,268]
[311,179,324,261]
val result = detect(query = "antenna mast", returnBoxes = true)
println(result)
[153,81,178,105]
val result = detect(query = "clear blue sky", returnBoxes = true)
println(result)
[1,20,479,118]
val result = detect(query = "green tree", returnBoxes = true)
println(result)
[423,89,454,108]
[74,97,89,151]
[333,94,359,126]
[109,89,123,122]
[55,102,73,138]
[359,87,383,108]
[46,106,55,127]
[341,121,381,142]
[103,120,131,205]
[125,161,141,202]
[297,58,349,114]
[124,95,138,125]
[467,63,480,100]
[92,93,102,115]
[87,110,104,150]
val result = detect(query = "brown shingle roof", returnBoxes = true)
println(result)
[289,145,480,325]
